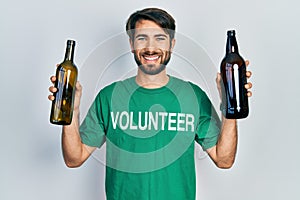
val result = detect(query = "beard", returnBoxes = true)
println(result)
[133,49,171,75]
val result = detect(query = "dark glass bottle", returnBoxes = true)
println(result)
[50,40,78,125]
[220,30,249,119]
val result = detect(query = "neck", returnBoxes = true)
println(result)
[135,69,169,89]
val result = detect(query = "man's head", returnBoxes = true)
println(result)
[126,7,176,41]
[126,8,176,75]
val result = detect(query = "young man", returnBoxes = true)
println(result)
[49,7,252,200]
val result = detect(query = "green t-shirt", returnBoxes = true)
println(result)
[80,76,221,200]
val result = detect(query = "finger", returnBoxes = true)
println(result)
[216,73,221,84]
[215,73,223,99]
[216,74,222,91]
[216,73,221,81]
[76,81,82,90]
[75,82,83,99]
[245,60,250,67]
[244,82,252,90]
[49,86,57,93]
[246,71,252,78]
[48,95,55,101]
[50,76,56,83]
[247,91,252,97]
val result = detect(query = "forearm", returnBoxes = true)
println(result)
[208,116,238,169]
[216,116,238,167]
[62,109,85,167]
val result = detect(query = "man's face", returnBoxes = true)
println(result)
[130,20,175,75]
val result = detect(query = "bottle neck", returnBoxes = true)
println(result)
[226,35,239,54]
[64,40,75,62]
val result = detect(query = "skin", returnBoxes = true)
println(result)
[130,20,175,88]
[49,19,252,168]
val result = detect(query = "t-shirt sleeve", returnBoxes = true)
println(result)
[79,92,106,148]
[193,86,221,150]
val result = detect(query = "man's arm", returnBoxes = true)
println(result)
[207,60,252,169]
[62,107,96,168]
[49,77,96,168]
[206,117,237,169]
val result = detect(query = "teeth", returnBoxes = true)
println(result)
[144,56,159,61]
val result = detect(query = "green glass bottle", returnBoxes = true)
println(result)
[220,30,249,119]
[50,40,78,125]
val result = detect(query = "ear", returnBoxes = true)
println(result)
[170,38,176,52]
[129,38,134,53]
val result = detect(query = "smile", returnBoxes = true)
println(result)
[143,55,160,61]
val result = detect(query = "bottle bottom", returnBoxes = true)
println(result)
[224,111,249,119]
[50,119,72,125]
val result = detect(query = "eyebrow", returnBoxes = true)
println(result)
[135,34,148,38]
[154,34,168,38]
[135,34,168,38]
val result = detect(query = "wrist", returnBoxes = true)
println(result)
[220,102,227,117]
[221,115,237,125]
[72,105,80,116]
[63,109,80,129]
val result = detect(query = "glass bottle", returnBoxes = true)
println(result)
[220,30,249,119]
[50,40,78,125]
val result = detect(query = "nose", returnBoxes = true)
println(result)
[145,38,156,51]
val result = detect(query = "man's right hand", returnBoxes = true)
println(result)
[48,72,94,168]
[48,75,83,112]
[48,75,57,101]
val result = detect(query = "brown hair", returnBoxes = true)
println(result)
[126,8,176,40]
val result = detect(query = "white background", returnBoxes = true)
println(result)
[1,0,299,199]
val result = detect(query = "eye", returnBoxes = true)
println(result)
[137,36,146,41]
[156,37,166,41]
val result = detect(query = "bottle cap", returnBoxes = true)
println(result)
[227,30,236,36]
[67,40,76,46]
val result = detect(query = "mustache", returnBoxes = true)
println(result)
[137,48,163,55]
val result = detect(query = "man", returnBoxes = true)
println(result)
[49,7,252,200]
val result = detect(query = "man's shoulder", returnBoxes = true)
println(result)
[98,76,136,96]
[170,75,205,94]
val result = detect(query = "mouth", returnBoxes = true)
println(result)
[143,55,160,61]
[142,54,161,64]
